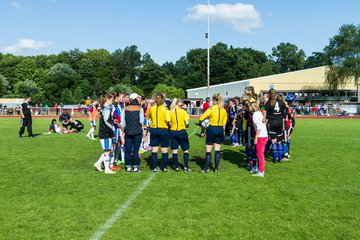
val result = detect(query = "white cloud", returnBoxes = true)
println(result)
[3,39,53,53]
[11,1,21,8]
[184,3,262,33]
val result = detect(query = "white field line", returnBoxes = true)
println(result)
[90,126,200,240]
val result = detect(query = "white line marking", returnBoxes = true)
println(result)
[90,126,199,240]
[90,173,156,240]
[189,126,200,138]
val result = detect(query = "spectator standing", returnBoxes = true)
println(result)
[34,103,39,116]
[54,103,59,115]
[45,104,49,115]
[19,96,34,138]
[60,103,64,114]
[39,103,43,115]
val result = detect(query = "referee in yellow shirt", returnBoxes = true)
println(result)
[147,93,171,172]
[169,98,191,172]
[198,93,227,173]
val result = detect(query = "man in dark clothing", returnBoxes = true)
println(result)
[19,96,34,138]
[121,93,144,173]
[59,110,71,129]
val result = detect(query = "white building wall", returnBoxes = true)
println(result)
[186,80,249,99]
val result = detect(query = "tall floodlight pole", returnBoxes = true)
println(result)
[206,0,210,98]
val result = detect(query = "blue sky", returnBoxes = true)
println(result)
[1,0,360,64]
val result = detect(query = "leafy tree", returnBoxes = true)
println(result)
[132,86,145,97]
[122,45,142,85]
[14,80,42,98]
[0,54,21,90]
[324,24,360,101]
[305,52,325,69]
[0,75,10,97]
[271,42,306,73]
[83,49,112,90]
[151,83,185,99]
[60,88,76,104]
[43,63,78,102]
[138,60,167,95]
[108,84,133,94]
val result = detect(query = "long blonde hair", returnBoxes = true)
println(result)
[212,93,223,108]
[170,98,179,112]
[250,101,260,113]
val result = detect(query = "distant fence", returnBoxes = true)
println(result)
[1,104,358,117]
[0,106,88,116]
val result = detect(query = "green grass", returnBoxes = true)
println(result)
[0,117,359,239]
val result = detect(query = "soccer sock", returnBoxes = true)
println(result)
[204,152,211,171]
[214,151,220,170]
[121,145,125,161]
[162,153,169,169]
[172,153,179,169]
[89,127,94,138]
[272,143,278,161]
[277,143,284,160]
[86,127,91,136]
[151,152,157,169]
[184,152,189,168]
[103,153,110,172]
[283,143,289,157]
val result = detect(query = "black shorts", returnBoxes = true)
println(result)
[268,122,284,141]
[170,130,189,151]
[150,128,169,147]
[206,126,224,145]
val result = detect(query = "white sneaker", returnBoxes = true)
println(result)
[94,162,103,172]
[91,138,96,140]
[232,143,239,147]
[133,167,141,173]
[105,170,116,174]
[252,171,264,177]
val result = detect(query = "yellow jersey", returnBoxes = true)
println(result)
[148,105,171,129]
[170,107,189,131]
[200,105,227,126]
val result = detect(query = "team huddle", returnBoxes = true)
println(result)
[91,88,295,176]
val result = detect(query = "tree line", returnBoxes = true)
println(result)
[2,23,358,104]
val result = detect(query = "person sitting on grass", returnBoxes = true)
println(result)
[48,119,69,134]
[69,118,84,133]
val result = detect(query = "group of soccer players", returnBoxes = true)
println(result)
[225,86,296,177]
[91,87,295,176]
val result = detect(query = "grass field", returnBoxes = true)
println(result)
[0,117,359,239]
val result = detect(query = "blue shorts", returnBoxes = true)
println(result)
[90,120,96,128]
[150,128,169,147]
[206,126,224,145]
[100,138,112,152]
[170,130,189,151]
